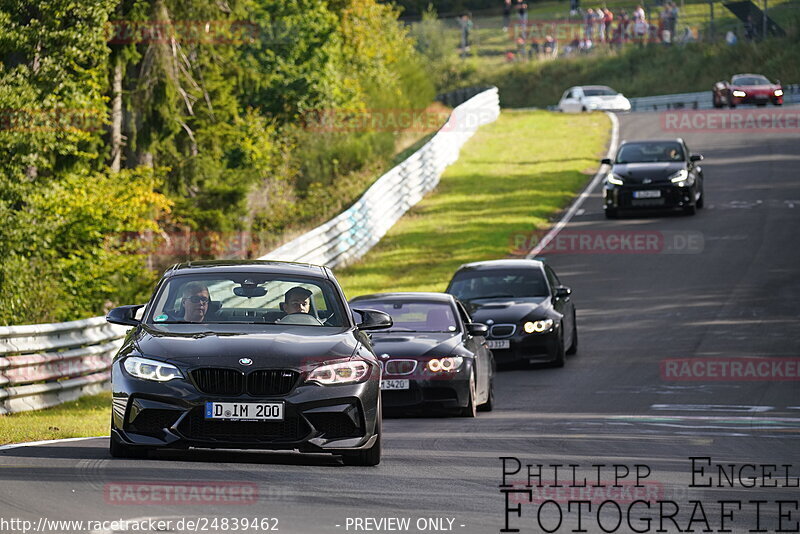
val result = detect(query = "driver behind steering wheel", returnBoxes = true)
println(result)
[281,286,313,317]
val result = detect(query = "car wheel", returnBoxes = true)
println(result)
[551,326,566,368]
[581,106,587,112]
[478,378,494,412]
[696,191,704,209]
[712,95,723,108]
[342,402,382,466]
[566,313,578,355]
[460,370,477,417]
[604,208,618,219]
[109,424,149,459]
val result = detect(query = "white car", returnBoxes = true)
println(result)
[558,85,631,113]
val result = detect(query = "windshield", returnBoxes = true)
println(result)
[448,268,549,301]
[616,141,685,164]
[352,300,458,333]
[733,76,770,86]
[583,87,617,96]
[145,273,347,327]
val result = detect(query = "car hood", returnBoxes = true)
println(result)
[132,324,360,368]
[611,161,685,183]
[369,332,461,358]
[466,297,551,323]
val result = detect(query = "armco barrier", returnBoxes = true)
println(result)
[0,317,127,414]
[260,87,500,267]
[630,84,799,111]
[0,88,500,414]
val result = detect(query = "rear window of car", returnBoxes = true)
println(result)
[351,300,458,333]
[447,268,549,301]
[146,274,347,327]
[583,87,617,96]
[616,142,685,163]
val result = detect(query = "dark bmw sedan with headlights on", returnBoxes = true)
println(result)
[602,138,705,217]
[446,259,576,368]
[349,292,494,417]
[105,260,392,466]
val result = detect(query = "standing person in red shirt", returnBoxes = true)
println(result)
[603,8,614,43]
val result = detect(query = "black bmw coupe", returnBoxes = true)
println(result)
[446,259,577,367]
[349,292,494,417]
[602,138,705,217]
[106,260,391,465]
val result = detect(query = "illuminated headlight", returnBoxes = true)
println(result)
[123,356,183,382]
[774,89,783,97]
[524,319,554,333]
[669,169,693,186]
[606,172,624,186]
[427,356,464,373]
[732,90,746,98]
[308,360,370,385]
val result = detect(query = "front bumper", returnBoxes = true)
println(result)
[111,364,380,454]
[604,183,697,211]
[486,331,560,364]
[732,93,783,106]
[380,370,471,411]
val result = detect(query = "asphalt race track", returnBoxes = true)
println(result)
[1,110,798,534]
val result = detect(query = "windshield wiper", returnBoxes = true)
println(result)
[470,294,515,300]
[380,328,414,332]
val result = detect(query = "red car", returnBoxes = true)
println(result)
[713,74,783,108]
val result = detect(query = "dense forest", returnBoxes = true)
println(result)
[0,0,441,325]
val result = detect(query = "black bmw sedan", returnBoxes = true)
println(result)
[349,292,494,417]
[446,259,577,367]
[602,138,705,217]
[106,260,391,465]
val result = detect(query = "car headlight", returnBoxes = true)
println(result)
[427,356,464,373]
[669,169,693,187]
[606,172,624,186]
[123,356,183,382]
[774,89,783,97]
[307,360,370,385]
[523,319,554,333]
[732,90,746,98]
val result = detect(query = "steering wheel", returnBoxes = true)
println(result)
[276,313,323,326]
[322,310,338,326]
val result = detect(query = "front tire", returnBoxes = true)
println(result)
[684,204,696,215]
[605,208,618,219]
[566,314,578,355]
[109,428,149,459]
[478,378,494,412]
[551,327,566,368]
[460,370,477,417]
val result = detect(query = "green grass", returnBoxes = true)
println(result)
[336,110,609,297]
[0,392,110,445]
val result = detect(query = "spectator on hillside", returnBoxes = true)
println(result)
[503,0,512,32]
[726,29,738,45]
[668,2,679,39]
[602,8,614,42]
[516,36,528,60]
[633,15,647,45]
[459,12,474,56]
[633,4,646,23]
[516,0,529,38]
[570,0,580,16]
[744,15,756,40]
[543,34,557,56]
[585,8,595,39]
[618,10,630,42]
[659,5,670,42]
[530,36,540,58]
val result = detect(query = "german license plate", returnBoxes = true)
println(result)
[381,379,410,390]
[487,339,510,349]
[205,401,284,421]
[633,190,661,199]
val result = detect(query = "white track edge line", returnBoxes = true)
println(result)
[0,436,108,451]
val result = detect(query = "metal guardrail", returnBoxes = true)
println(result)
[0,317,127,414]
[630,84,800,111]
[0,88,500,414]
[260,87,501,267]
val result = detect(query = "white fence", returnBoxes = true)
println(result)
[0,88,501,414]
[260,88,500,267]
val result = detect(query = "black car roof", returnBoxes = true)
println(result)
[619,138,684,145]
[163,260,329,278]
[455,259,545,271]
[351,292,456,303]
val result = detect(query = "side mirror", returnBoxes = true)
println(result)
[466,322,488,336]
[353,308,393,331]
[553,286,572,299]
[601,158,612,165]
[690,154,703,162]
[107,304,145,327]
